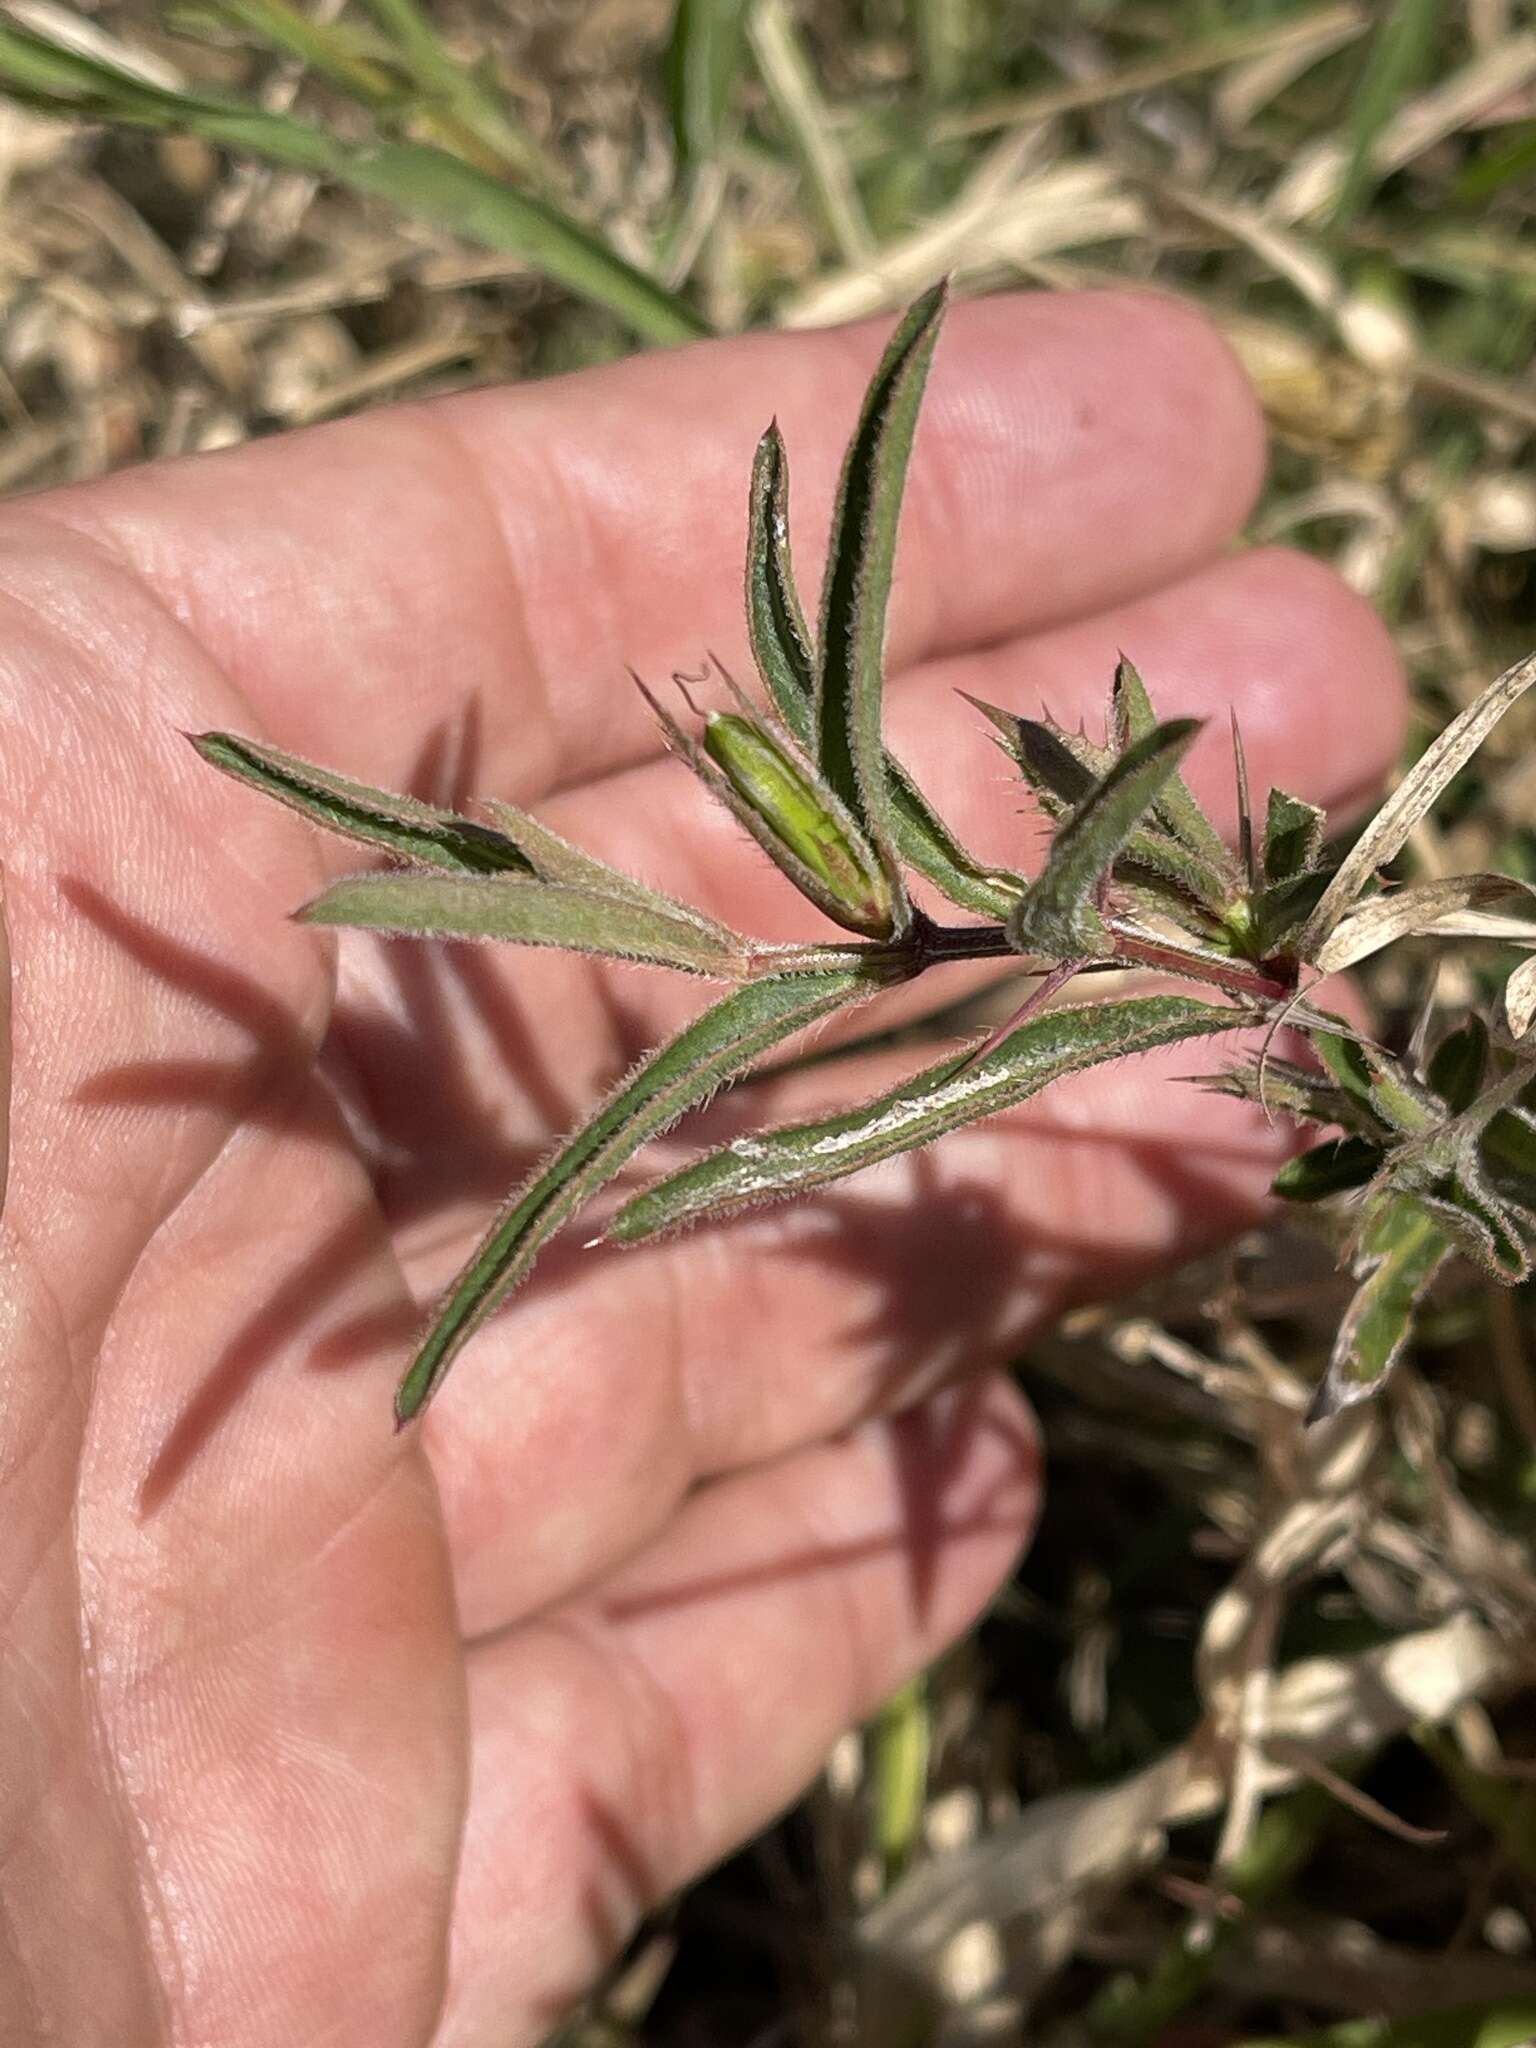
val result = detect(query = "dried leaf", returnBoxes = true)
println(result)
[817,281,946,878]
[194,730,534,874]
[610,992,1234,1240]
[1313,874,1536,974]
[1297,647,1536,958]
[396,964,874,1419]
[297,871,750,977]
[1505,954,1536,1040]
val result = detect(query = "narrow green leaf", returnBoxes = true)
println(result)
[0,20,705,347]
[1262,787,1327,885]
[817,282,947,867]
[1272,1134,1382,1202]
[746,423,817,744]
[297,871,749,977]
[1427,1016,1489,1114]
[1418,1171,1530,1283]
[1330,0,1441,232]
[1312,1030,1438,1137]
[1112,657,1233,875]
[665,0,748,169]
[1314,1196,1450,1417]
[883,762,1027,921]
[1008,720,1202,957]
[193,730,534,874]
[611,993,1234,1240]
[396,966,873,1419]
[1252,867,1336,956]
[480,798,721,929]
[747,433,1023,920]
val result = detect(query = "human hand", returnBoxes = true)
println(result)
[0,290,1404,2046]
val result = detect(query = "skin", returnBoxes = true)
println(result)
[0,290,1406,2047]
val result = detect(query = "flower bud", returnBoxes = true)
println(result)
[703,712,896,938]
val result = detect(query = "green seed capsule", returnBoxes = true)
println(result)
[703,712,895,937]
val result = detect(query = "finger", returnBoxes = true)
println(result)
[425,1031,1285,1637]
[36,290,1263,803]
[325,541,1405,1170]
[442,1375,1039,2046]
[77,1062,466,2048]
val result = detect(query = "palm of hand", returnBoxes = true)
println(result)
[0,293,1401,2047]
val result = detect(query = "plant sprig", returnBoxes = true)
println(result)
[195,288,1536,1424]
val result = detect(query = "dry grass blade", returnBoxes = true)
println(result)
[1505,955,1536,1040]
[749,0,873,266]
[1313,875,1536,974]
[1296,648,1536,960]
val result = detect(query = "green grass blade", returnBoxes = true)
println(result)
[206,0,404,105]
[193,731,535,874]
[297,871,749,977]
[746,423,817,744]
[355,0,548,182]
[1330,0,1442,233]
[665,0,748,169]
[1009,720,1202,956]
[396,965,873,1418]
[0,20,705,346]
[816,281,948,864]
[610,992,1234,1239]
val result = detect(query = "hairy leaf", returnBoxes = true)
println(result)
[194,730,534,873]
[1427,1016,1489,1114]
[1111,657,1233,875]
[396,965,874,1419]
[1314,1197,1450,1419]
[1008,721,1203,957]
[747,433,1023,920]
[1262,787,1327,885]
[611,992,1235,1240]
[746,423,817,741]
[1312,1029,1438,1137]
[1298,647,1536,959]
[480,798,722,926]
[1273,1134,1382,1202]
[297,871,750,977]
[817,281,946,870]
